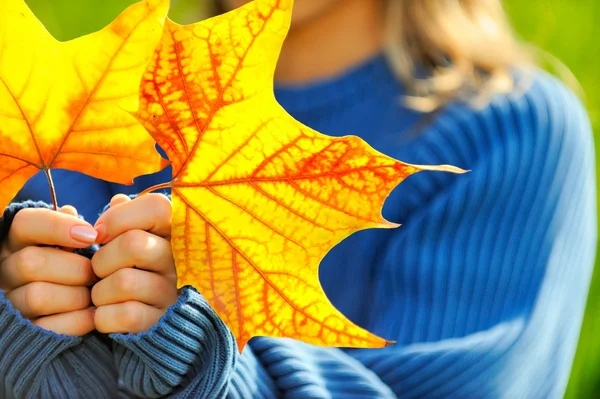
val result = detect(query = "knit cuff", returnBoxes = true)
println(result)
[0,290,81,396]
[111,286,237,398]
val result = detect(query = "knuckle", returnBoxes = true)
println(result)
[60,309,93,336]
[147,194,171,221]
[10,210,32,241]
[61,205,78,215]
[118,302,145,331]
[114,268,138,293]
[94,307,109,333]
[24,282,52,314]
[110,194,129,205]
[121,230,149,261]
[16,247,44,281]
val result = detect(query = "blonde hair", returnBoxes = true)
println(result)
[207,0,540,111]
[383,0,533,111]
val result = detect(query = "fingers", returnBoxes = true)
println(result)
[110,194,131,207]
[91,268,178,309]
[6,283,91,319]
[58,205,78,217]
[0,247,96,291]
[95,301,165,334]
[95,194,171,243]
[2,205,97,336]
[89,193,175,335]
[8,208,98,252]
[33,307,96,336]
[91,230,175,279]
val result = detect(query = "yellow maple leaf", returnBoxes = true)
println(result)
[136,0,466,350]
[0,0,170,210]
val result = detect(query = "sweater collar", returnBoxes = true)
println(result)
[274,53,403,114]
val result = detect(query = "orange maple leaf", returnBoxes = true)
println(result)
[136,0,466,350]
[0,0,170,210]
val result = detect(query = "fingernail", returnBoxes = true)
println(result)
[70,225,98,244]
[95,223,107,244]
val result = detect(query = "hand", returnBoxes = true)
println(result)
[91,194,177,334]
[0,206,98,336]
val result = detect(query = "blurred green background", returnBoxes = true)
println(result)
[24,0,600,397]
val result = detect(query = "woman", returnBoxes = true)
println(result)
[1,0,596,397]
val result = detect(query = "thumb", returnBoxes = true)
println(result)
[8,208,97,252]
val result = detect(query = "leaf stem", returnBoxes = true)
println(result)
[139,181,173,196]
[43,168,58,210]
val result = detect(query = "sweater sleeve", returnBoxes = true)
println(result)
[347,74,597,398]
[0,202,119,399]
[112,73,596,399]
[112,287,394,398]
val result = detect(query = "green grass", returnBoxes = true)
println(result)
[24,0,207,41]
[23,0,600,396]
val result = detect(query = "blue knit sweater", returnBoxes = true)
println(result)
[3,55,597,398]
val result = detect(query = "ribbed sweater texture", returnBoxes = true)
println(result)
[6,55,597,398]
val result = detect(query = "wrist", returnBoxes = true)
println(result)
[111,287,237,390]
